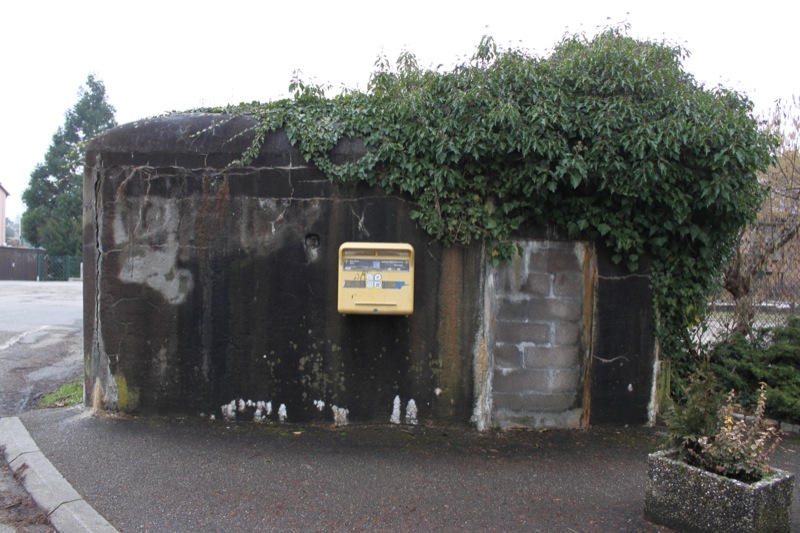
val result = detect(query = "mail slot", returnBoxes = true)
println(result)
[338,242,414,315]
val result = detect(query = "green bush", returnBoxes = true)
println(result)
[665,365,782,482]
[664,362,724,446]
[710,316,800,423]
[696,385,781,482]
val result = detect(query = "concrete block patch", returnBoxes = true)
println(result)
[553,272,583,298]
[493,391,578,412]
[523,345,580,369]
[494,407,583,429]
[554,322,582,346]
[493,320,551,346]
[526,299,583,322]
[522,272,551,298]
[493,342,524,368]
[488,239,592,429]
[493,367,581,394]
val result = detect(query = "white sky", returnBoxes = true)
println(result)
[1,0,797,221]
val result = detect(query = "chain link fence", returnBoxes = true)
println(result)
[704,234,800,342]
[37,255,82,281]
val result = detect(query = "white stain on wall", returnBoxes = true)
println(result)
[254,400,268,422]
[390,395,401,424]
[405,399,418,425]
[332,405,349,426]
[221,400,236,421]
[114,197,194,305]
[221,398,275,422]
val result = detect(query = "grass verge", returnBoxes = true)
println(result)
[39,381,82,408]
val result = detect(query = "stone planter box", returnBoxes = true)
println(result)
[644,449,794,532]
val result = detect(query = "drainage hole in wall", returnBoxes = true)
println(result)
[305,234,321,249]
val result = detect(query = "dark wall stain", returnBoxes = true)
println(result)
[84,113,656,427]
[590,242,656,425]
[84,114,483,423]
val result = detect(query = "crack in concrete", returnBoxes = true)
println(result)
[348,204,370,238]
[597,273,650,280]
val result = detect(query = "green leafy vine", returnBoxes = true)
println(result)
[198,29,777,369]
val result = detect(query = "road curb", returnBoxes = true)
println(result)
[0,417,118,533]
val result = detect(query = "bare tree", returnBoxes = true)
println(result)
[723,97,800,334]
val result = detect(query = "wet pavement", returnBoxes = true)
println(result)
[10,406,800,532]
[0,281,82,532]
[1,281,798,531]
[0,281,83,417]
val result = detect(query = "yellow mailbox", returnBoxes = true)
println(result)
[338,242,414,315]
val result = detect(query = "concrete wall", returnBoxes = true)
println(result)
[590,248,658,425]
[84,114,657,428]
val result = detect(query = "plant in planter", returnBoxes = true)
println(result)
[645,368,795,532]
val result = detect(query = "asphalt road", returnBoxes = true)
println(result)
[13,406,799,532]
[0,281,82,532]
[21,408,681,532]
[0,281,83,416]
[1,281,799,532]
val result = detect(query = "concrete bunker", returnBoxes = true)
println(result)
[83,113,657,428]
